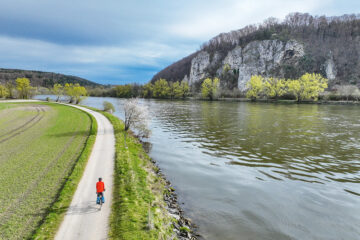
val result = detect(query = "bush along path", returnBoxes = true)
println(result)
[100,111,199,240]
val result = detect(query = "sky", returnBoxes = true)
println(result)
[0,0,359,85]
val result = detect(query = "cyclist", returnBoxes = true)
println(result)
[96,177,105,204]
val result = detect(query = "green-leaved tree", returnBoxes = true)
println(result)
[5,82,15,99]
[174,80,190,99]
[52,83,64,102]
[16,78,33,99]
[263,77,286,100]
[169,82,178,99]
[287,73,328,102]
[153,79,170,98]
[246,75,264,101]
[142,83,153,98]
[0,84,9,98]
[64,83,87,104]
[115,85,132,98]
[201,77,220,100]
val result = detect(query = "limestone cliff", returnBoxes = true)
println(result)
[187,39,307,90]
[152,13,360,90]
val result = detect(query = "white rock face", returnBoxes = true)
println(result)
[189,51,210,85]
[325,57,337,81]
[223,46,242,69]
[182,75,189,84]
[284,39,305,58]
[237,40,304,91]
[188,39,305,90]
[212,52,222,64]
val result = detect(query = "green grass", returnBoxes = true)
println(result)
[99,112,175,240]
[180,226,190,233]
[32,107,97,240]
[0,102,95,240]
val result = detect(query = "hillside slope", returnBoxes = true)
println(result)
[0,68,100,87]
[152,13,360,90]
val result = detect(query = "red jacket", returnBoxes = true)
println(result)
[96,181,105,193]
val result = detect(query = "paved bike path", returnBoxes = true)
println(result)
[55,105,115,240]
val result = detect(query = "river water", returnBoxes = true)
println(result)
[37,96,360,240]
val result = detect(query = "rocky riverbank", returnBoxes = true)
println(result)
[148,153,201,240]
[99,109,201,240]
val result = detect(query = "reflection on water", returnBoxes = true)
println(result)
[36,96,360,240]
[148,101,360,240]
[155,101,360,185]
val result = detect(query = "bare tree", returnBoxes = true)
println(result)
[123,98,151,148]
[336,85,360,101]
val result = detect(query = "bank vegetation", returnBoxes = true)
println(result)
[0,78,88,104]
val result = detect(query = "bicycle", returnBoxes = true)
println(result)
[96,192,105,210]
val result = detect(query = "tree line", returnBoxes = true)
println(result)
[87,74,360,102]
[198,72,359,102]
[2,75,358,103]
[52,83,87,104]
[245,73,328,102]
[0,78,88,104]
[88,79,190,99]
[0,78,36,99]
[198,73,329,102]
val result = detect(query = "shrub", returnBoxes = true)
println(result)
[201,77,220,100]
[335,85,360,101]
[246,75,264,101]
[103,101,115,113]
[0,84,9,98]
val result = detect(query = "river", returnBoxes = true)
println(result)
[36,96,360,240]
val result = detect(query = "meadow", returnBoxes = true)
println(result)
[0,102,92,239]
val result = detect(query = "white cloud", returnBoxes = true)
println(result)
[0,35,194,67]
[167,0,329,40]
[0,0,349,83]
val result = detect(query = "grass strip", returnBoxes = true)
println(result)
[99,111,175,240]
[32,107,98,240]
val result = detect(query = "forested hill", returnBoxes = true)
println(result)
[152,13,360,90]
[0,68,100,87]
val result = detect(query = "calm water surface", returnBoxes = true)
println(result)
[38,96,360,239]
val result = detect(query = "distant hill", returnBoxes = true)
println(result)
[152,13,360,90]
[0,68,100,87]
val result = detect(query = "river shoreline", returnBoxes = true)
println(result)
[83,95,360,105]
[148,155,200,240]
[34,95,360,239]
[214,98,360,105]
[99,110,199,239]
[138,136,200,239]
[32,96,200,239]
[177,97,360,105]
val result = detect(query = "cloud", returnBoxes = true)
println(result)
[0,35,195,65]
[0,35,195,83]
[167,0,329,40]
[0,0,356,84]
